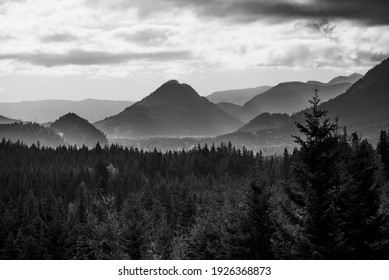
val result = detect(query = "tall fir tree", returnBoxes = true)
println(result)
[377,130,389,179]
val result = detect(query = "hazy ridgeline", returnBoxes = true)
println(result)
[1,97,389,260]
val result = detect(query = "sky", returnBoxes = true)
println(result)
[0,0,388,102]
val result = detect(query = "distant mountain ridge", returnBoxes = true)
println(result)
[239,113,289,132]
[235,79,354,122]
[214,60,388,152]
[0,115,17,124]
[216,102,242,115]
[327,73,363,85]
[309,61,389,139]
[267,64,388,145]
[0,99,134,123]
[206,86,272,105]
[51,113,107,147]
[95,80,243,138]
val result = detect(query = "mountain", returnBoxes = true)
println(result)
[206,86,272,106]
[306,80,325,85]
[273,60,389,144]
[0,99,134,123]
[216,102,242,115]
[239,113,289,132]
[95,80,243,138]
[308,59,389,140]
[235,81,353,122]
[0,115,17,124]
[327,73,363,85]
[51,113,107,147]
[0,122,65,147]
[217,58,388,153]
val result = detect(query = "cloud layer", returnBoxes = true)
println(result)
[0,0,388,79]
[101,0,389,25]
[40,32,79,43]
[0,49,193,67]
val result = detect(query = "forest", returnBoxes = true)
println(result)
[1,93,389,260]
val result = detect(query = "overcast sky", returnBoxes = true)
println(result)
[0,0,388,102]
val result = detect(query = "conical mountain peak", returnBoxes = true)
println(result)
[138,80,200,108]
[52,112,107,147]
[95,81,243,137]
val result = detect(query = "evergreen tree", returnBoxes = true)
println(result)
[121,198,146,260]
[282,148,290,180]
[290,87,343,258]
[244,177,274,259]
[338,134,385,259]
[377,130,389,179]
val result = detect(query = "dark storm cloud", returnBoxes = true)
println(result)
[107,0,389,26]
[40,32,79,43]
[0,49,193,67]
[198,0,389,25]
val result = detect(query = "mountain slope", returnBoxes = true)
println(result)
[51,113,107,147]
[272,60,389,145]
[312,60,389,139]
[95,80,243,137]
[0,115,17,124]
[224,58,389,151]
[216,102,242,115]
[235,81,353,122]
[206,86,272,106]
[239,113,289,132]
[0,99,134,123]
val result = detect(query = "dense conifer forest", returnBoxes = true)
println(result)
[1,93,389,260]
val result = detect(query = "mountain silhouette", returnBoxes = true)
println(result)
[0,115,17,124]
[95,80,243,137]
[206,86,272,105]
[327,73,363,85]
[0,99,134,123]
[270,60,388,145]
[216,102,242,115]
[235,80,354,122]
[0,122,65,147]
[239,113,289,132]
[310,59,389,139]
[223,58,389,151]
[51,113,107,147]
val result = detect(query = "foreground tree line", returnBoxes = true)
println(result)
[1,93,389,259]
